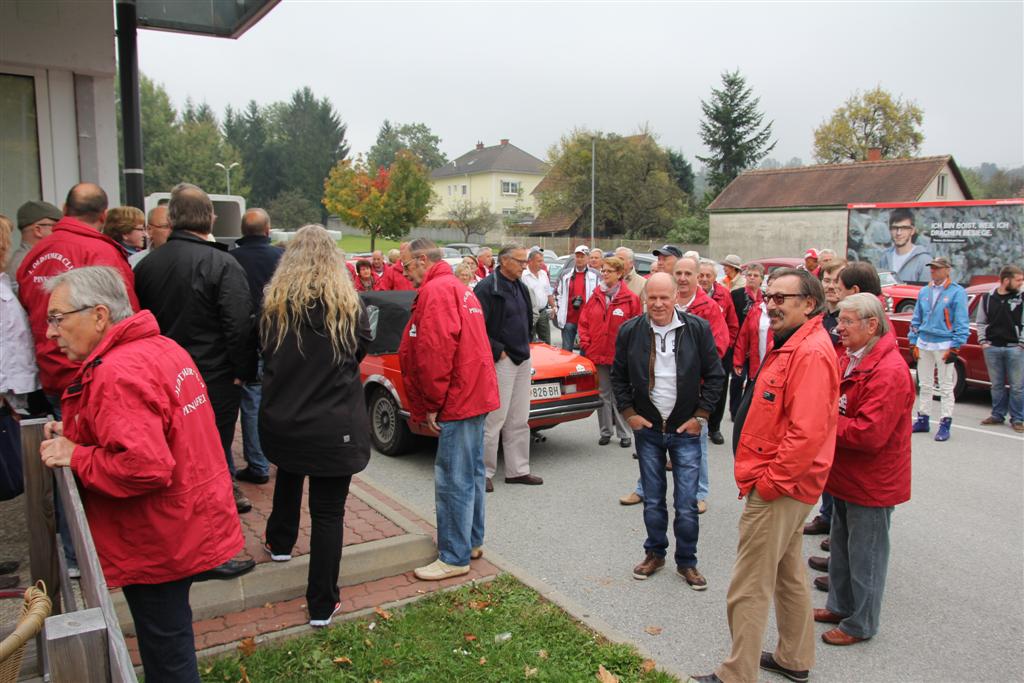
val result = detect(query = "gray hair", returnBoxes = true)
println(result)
[45,266,134,323]
[819,248,838,258]
[699,258,718,269]
[168,183,214,233]
[744,263,765,275]
[497,242,525,260]
[409,237,443,262]
[838,292,889,336]
[614,246,634,260]
[478,246,493,256]
[683,250,700,261]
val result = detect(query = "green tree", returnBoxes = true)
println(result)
[322,151,433,250]
[279,87,350,214]
[666,149,695,198]
[536,129,686,238]
[812,87,924,163]
[697,69,776,196]
[367,120,448,171]
[446,200,500,242]
[267,189,322,231]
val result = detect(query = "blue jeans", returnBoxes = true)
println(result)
[983,346,1024,423]
[435,415,486,566]
[239,362,270,476]
[636,423,708,501]
[826,499,893,639]
[561,322,578,351]
[635,427,702,568]
[819,492,834,523]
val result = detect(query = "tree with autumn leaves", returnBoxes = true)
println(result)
[322,151,434,250]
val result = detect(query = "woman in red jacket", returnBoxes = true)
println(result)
[578,256,642,447]
[811,293,914,647]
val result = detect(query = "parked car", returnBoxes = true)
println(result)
[888,282,993,399]
[742,257,803,274]
[445,242,483,256]
[358,291,604,455]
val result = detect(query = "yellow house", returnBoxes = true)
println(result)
[428,139,548,221]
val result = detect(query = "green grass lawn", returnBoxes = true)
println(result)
[337,235,404,255]
[200,574,679,682]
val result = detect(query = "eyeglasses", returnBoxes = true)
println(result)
[764,293,806,306]
[508,257,529,267]
[147,223,171,231]
[401,261,414,270]
[836,316,863,327]
[46,306,95,328]
[131,226,147,233]
[890,226,914,233]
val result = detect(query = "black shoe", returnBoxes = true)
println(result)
[760,651,810,682]
[598,435,611,446]
[0,560,19,575]
[619,438,631,448]
[235,467,269,484]
[709,431,725,445]
[485,477,494,493]
[194,558,256,582]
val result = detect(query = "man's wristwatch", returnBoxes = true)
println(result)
[694,416,708,428]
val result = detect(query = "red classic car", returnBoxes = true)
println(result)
[358,291,604,455]
[888,283,995,399]
[742,257,803,274]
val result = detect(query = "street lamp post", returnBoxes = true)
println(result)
[214,161,240,195]
[590,137,595,248]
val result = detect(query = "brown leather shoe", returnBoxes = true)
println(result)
[632,552,665,580]
[820,537,830,552]
[802,515,830,535]
[813,608,843,623]
[697,499,708,514]
[822,628,867,646]
[980,416,1004,425]
[808,555,829,572]
[619,491,643,505]
[814,575,829,592]
[505,474,543,485]
[677,566,708,591]
[485,477,494,493]
[1013,421,1024,433]
[470,547,483,560]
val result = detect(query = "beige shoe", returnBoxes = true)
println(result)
[619,491,643,505]
[697,499,708,514]
[414,559,470,581]
[470,547,483,560]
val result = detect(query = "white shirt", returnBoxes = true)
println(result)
[0,272,40,402]
[890,250,911,276]
[844,345,868,378]
[650,315,684,420]
[521,268,553,313]
[757,302,771,362]
[129,248,150,269]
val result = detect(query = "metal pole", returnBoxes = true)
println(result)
[225,167,231,195]
[116,1,144,210]
[590,137,595,248]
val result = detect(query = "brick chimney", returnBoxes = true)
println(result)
[867,147,882,161]
[476,141,484,150]
[500,138,509,146]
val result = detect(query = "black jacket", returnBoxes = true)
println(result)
[611,310,726,433]
[475,270,533,363]
[731,287,756,328]
[134,231,257,384]
[230,235,284,311]
[259,302,372,477]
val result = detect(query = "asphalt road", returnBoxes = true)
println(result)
[361,385,1023,682]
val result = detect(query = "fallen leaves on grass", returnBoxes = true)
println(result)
[525,665,539,677]
[641,659,656,673]
[467,599,491,610]
[374,606,392,620]
[479,657,487,665]
[381,658,396,667]
[538,649,549,659]
[596,664,619,682]
[644,625,663,636]
[332,656,352,667]
[238,664,251,683]
[464,633,477,642]
[237,637,257,657]
[364,638,374,648]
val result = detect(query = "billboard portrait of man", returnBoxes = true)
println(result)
[877,208,932,284]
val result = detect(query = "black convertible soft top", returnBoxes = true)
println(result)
[360,290,416,355]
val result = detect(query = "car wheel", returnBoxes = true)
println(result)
[368,387,413,456]
[896,300,916,314]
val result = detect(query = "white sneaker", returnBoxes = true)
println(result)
[414,559,470,581]
[309,602,341,628]
[263,542,292,562]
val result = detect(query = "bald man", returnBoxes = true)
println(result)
[129,205,171,269]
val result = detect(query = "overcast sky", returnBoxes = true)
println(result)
[137,1,1024,169]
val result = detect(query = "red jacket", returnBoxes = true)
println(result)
[354,272,381,292]
[17,217,140,395]
[398,261,499,423]
[825,333,914,507]
[733,301,774,377]
[578,284,642,365]
[62,311,242,587]
[380,262,414,291]
[683,288,730,358]
[475,262,494,280]
[734,316,839,504]
[709,282,739,348]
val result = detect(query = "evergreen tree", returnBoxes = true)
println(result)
[697,70,776,196]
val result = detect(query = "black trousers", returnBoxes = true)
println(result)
[709,349,733,433]
[728,367,747,420]
[206,378,241,474]
[266,468,352,619]
[122,577,199,683]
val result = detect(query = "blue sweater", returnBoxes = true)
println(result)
[909,280,969,348]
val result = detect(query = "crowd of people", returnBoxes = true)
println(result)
[1,180,1021,683]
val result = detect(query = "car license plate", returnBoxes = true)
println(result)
[531,382,562,400]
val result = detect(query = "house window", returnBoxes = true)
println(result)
[0,73,42,218]
[501,208,516,215]
[937,173,948,197]
[461,185,467,195]
[501,180,521,195]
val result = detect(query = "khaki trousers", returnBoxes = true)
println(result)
[717,491,816,683]
[484,356,533,478]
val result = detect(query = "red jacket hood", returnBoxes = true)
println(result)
[74,310,160,373]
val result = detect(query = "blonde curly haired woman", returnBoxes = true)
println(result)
[259,224,372,627]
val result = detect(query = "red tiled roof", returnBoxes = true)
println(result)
[527,211,581,235]
[707,155,971,211]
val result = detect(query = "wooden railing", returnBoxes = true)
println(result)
[20,417,137,683]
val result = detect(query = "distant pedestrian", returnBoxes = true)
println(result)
[354,259,379,292]
[692,268,838,683]
[614,247,646,300]
[399,238,499,580]
[259,226,372,626]
[728,263,764,418]
[698,259,739,446]
[129,205,172,269]
[454,261,476,287]
[380,242,415,291]
[476,243,543,489]
[721,254,746,291]
[909,257,969,441]
[554,245,599,350]
[475,247,495,280]
[102,206,147,256]
[370,250,387,278]
[521,248,554,343]
[588,248,604,272]
[801,248,821,277]
[5,200,60,286]
[977,265,1024,432]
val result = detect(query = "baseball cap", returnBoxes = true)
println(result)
[573,244,590,254]
[17,200,62,229]
[803,248,819,259]
[653,244,682,258]
[927,257,952,268]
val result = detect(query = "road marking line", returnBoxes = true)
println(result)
[953,424,1024,441]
